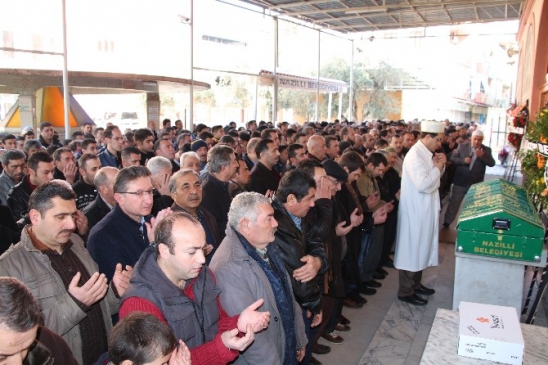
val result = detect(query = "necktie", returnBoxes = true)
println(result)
[470,148,477,170]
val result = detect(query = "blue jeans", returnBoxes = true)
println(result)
[359,231,372,278]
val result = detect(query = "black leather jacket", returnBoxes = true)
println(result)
[7,175,33,227]
[272,200,322,314]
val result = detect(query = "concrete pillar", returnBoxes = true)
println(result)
[146,93,160,126]
[18,92,36,130]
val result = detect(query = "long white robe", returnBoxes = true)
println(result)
[394,140,441,272]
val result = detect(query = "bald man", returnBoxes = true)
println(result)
[307,135,327,162]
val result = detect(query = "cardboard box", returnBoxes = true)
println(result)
[458,301,524,365]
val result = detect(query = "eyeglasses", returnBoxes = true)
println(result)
[119,189,156,197]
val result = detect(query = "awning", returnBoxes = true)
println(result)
[258,70,347,93]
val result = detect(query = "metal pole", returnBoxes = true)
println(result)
[254,75,259,120]
[272,17,278,123]
[61,0,70,138]
[349,39,354,122]
[327,92,332,123]
[189,0,194,131]
[316,29,320,122]
[338,91,343,120]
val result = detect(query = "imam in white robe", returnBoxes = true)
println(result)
[394,140,442,272]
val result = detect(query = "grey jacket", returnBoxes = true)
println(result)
[0,228,119,365]
[0,170,15,205]
[450,141,495,187]
[209,225,307,365]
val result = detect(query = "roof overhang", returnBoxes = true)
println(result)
[239,0,524,32]
[0,69,210,95]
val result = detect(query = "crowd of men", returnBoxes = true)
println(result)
[0,117,494,365]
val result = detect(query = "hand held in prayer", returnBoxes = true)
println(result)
[158,174,171,196]
[293,255,321,282]
[73,210,89,236]
[112,263,133,297]
[297,348,305,362]
[366,193,380,210]
[373,207,388,225]
[433,153,446,170]
[145,207,173,242]
[169,340,191,365]
[476,147,485,157]
[335,221,352,236]
[315,177,331,200]
[222,326,254,352]
[63,162,77,185]
[349,208,363,227]
[238,298,271,333]
[203,244,214,256]
[68,271,108,306]
[311,310,322,328]
[464,156,471,165]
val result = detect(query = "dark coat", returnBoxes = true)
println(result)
[0,204,19,255]
[201,173,232,240]
[450,141,495,187]
[72,180,97,211]
[87,205,150,281]
[247,162,280,195]
[271,200,321,314]
[82,194,112,232]
[7,175,33,223]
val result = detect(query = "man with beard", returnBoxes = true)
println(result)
[72,154,100,211]
[394,121,446,306]
[191,139,209,171]
[8,151,55,225]
[170,169,220,263]
[0,181,131,365]
[88,166,157,282]
[248,138,281,195]
[0,150,26,205]
[210,193,307,365]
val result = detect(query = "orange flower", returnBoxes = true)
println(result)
[537,154,546,169]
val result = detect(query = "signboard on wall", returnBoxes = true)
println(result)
[259,70,347,93]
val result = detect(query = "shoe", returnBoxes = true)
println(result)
[372,272,386,280]
[343,298,362,308]
[348,292,367,305]
[339,315,351,326]
[442,222,450,228]
[398,294,428,306]
[383,260,395,268]
[310,355,323,365]
[359,285,377,295]
[321,331,344,344]
[311,342,331,355]
[364,279,382,288]
[335,323,351,332]
[415,284,435,296]
[377,267,389,276]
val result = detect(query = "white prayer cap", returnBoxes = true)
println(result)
[421,120,445,134]
[472,129,484,137]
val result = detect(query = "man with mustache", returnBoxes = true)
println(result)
[0,149,26,205]
[120,211,270,365]
[169,169,220,263]
[210,192,307,364]
[88,166,158,282]
[0,181,131,365]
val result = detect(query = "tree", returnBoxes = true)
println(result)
[320,58,371,121]
[362,61,403,119]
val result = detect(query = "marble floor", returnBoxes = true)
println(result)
[312,165,548,365]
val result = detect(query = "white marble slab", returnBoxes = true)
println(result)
[421,308,548,364]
